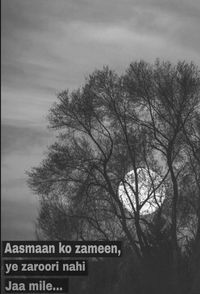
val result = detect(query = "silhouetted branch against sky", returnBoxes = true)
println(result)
[27,61,200,262]
[1,0,200,244]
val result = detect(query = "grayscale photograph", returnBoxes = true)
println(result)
[1,1,200,293]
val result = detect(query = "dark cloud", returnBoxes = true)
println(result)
[2,0,200,91]
[2,0,200,108]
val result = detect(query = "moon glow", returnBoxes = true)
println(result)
[118,168,166,215]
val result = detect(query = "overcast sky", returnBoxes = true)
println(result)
[2,0,200,240]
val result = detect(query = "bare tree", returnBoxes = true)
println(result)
[28,60,200,294]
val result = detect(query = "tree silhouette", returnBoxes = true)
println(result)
[28,60,200,294]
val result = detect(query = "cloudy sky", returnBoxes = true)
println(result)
[2,0,200,240]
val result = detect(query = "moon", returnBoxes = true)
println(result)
[118,168,166,215]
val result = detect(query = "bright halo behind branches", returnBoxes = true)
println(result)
[118,168,166,215]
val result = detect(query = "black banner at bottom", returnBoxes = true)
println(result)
[4,278,68,293]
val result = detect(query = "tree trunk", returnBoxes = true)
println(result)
[167,154,180,293]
